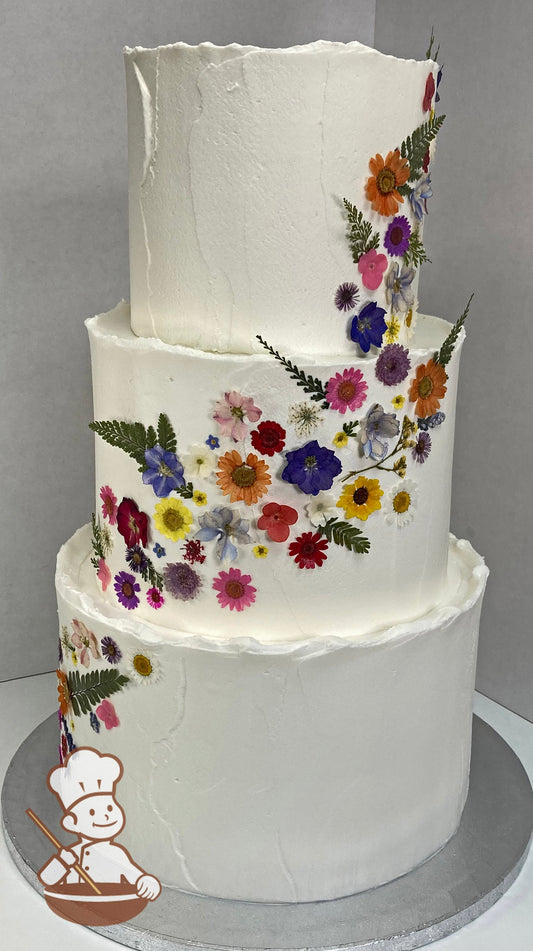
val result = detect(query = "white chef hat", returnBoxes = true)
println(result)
[48,747,123,811]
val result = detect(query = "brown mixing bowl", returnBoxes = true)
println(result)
[44,881,148,926]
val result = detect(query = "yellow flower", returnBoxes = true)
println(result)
[71,651,77,667]
[336,477,383,521]
[193,490,207,507]
[384,314,401,343]
[153,498,193,541]
[392,394,405,410]
[332,431,349,449]
[253,544,269,558]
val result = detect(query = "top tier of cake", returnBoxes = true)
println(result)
[124,41,439,354]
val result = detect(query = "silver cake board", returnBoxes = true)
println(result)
[2,713,533,951]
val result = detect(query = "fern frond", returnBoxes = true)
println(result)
[343,199,380,263]
[317,517,371,554]
[434,294,473,367]
[399,115,445,181]
[89,419,149,469]
[67,668,130,718]
[256,336,330,408]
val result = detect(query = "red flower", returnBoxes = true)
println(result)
[423,72,435,112]
[422,148,430,173]
[257,502,298,543]
[289,532,328,569]
[250,420,286,457]
[117,497,148,548]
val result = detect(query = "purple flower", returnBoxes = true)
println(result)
[142,444,185,497]
[195,506,252,562]
[164,562,202,602]
[126,545,148,574]
[408,175,433,221]
[417,411,446,430]
[101,635,122,665]
[384,216,411,257]
[359,403,400,461]
[375,344,411,386]
[334,282,359,312]
[350,302,387,353]
[90,711,100,733]
[114,571,141,610]
[412,431,432,464]
[282,440,342,496]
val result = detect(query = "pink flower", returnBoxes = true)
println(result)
[147,587,165,609]
[213,567,256,612]
[71,619,100,668]
[213,391,262,442]
[95,699,120,730]
[97,558,111,592]
[257,502,298,543]
[100,485,118,524]
[326,368,368,414]
[358,249,388,291]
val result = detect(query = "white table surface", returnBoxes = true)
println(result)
[0,673,532,951]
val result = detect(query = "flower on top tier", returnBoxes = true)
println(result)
[142,444,185,497]
[196,505,252,562]
[117,498,148,548]
[213,567,256,612]
[217,450,271,505]
[100,485,118,525]
[257,502,298,543]
[384,216,411,257]
[365,150,410,217]
[334,282,359,312]
[163,562,202,602]
[250,420,286,457]
[350,302,387,353]
[385,262,416,315]
[408,175,433,221]
[282,441,342,496]
[114,571,141,610]
[358,249,388,290]
[326,368,368,413]
[213,391,262,442]
[375,344,411,386]
[423,72,436,112]
[289,532,329,569]
[412,430,432,464]
[408,359,447,418]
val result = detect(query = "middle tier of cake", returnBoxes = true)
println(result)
[87,302,463,642]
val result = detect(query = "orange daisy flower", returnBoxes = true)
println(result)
[365,150,410,217]
[216,450,271,505]
[408,359,448,418]
[57,669,71,716]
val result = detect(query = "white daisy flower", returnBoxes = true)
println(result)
[127,649,162,685]
[306,492,338,526]
[287,401,324,438]
[384,478,418,528]
[182,444,218,480]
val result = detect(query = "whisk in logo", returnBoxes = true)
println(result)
[27,746,161,926]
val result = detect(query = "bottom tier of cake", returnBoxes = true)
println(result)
[55,526,487,903]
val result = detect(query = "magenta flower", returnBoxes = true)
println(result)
[358,248,388,291]
[384,217,411,257]
[326,368,368,414]
[95,699,120,730]
[100,485,118,525]
[114,571,141,610]
[375,344,411,386]
[213,391,262,442]
[334,282,359,312]
[147,587,165,609]
[213,567,256,612]
[117,498,149,548]
[97,558,111,592]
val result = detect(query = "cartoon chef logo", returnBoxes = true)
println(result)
[28,747,161,926]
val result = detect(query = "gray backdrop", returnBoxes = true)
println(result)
[2,1,532,721]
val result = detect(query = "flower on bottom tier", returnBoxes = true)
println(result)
[95,699,120,730]
[257,502,298,543]
[336,477,383,521]
[147,587,165,609]
[384,479,418,528]
[216,451,271,505]
[359,403,400,461]
[213,391,262,442]
[213,567,256,612]
[408,359,447,418]
[325,368,368,413]
[196,506,252,562]
[375,344,411,387]
[282,441,342,496]
[250,420,286,456]
[114,571,141,610]
[163,562,202,602]
[305,492,338,526]
[289,532,329,569]
[153,497,193,541]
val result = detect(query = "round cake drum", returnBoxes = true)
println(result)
[2,713,532,951]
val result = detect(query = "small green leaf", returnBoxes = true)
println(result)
[317,517,371,555]
[342,420,359,438]
[342,199,380,264]
[157,413,177,454]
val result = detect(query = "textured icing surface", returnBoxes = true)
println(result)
[124,41,438,352]
[87,303,464,642]
[56,527,487,901]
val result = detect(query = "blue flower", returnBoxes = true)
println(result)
[153,543,166,558]
[417,411,446,430]
[350,302,387,353]
[90,711,100,733]
[359,403,400,461]
[408,175,433,220]
[282,440,342,496]
[196,506,252,562]
[142,444,185,497]
[205,434,220,450]
[384,262,416,315]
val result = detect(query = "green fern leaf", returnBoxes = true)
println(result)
[403,230,431,268]
[343,199,380,263]
[256,336,330,408]
[399,114,445,181]
[317,517,371,554]
[67,668,130,717]
[434,294,473,367]
[157,413,177,454]
[89,419,149,469]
